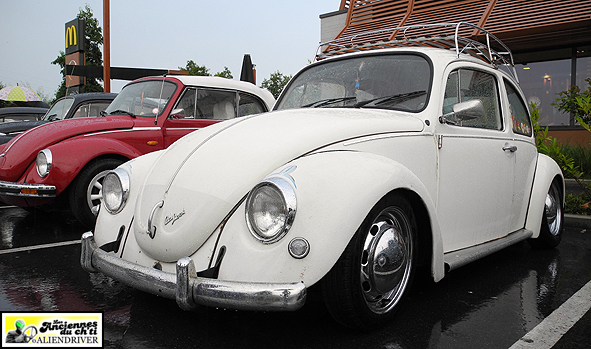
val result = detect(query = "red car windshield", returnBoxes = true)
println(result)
[105,80,177,118]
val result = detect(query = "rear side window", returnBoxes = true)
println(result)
[505,80,532,137]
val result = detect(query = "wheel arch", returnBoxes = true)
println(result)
[28,136,142,194]
[526,153,564,238]
[217,150,446,286]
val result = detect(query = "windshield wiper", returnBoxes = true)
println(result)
[302,96,357,108]
[355,90,427,108]
[107,109,136,117]
[45,114,58,121]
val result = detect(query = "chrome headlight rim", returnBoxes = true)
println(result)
[102,168,130,214]
[245,177,297,244]
[36,149,52,178]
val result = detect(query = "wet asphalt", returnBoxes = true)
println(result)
[0,205,589,349]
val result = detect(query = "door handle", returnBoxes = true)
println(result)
[503,145,517,152]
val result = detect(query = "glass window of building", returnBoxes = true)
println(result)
[517,60,570,126]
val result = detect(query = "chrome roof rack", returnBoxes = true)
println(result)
[315,22,518,81]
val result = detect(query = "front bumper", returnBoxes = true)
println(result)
[80,232,307,312]
[0,180,56,198]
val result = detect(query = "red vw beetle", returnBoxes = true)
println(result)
[0,76,274,227]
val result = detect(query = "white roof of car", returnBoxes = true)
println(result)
[170,75,275,107]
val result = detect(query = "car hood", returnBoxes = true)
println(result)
[0,117,134,181]
[133,108,425,262]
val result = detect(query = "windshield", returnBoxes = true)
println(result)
[104,79,177,117]
[276,54,432,112]
[42,97,74,121]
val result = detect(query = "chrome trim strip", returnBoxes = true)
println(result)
[165,128,202,131]
[443,229,532,272]
[84,127,162,137]
[343,132,432,146]
[81,232,307,311]
[0,180,56,197]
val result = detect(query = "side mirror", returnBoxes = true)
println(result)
[439,99,484,125]
[170,108,185,119]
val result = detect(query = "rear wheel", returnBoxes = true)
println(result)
[529,180,563,249]
[69,158,124,228]
[321,193,417,329]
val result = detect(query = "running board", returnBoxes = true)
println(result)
[444,229,533,272]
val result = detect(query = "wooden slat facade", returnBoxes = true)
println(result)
[330,0,591,54]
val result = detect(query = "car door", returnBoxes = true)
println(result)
[503,79,538,232]
[436,67,515,252]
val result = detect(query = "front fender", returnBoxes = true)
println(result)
[23,137,143,194]
[215,150,444,287]
[525,153,564,237]
[94,150,165,248]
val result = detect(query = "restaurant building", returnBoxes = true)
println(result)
[320,0,591,144]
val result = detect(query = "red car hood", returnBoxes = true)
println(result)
[0,117,134,181]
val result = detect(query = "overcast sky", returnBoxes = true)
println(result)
[0,0,337,99]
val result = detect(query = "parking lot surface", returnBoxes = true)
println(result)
[0,206,589,349]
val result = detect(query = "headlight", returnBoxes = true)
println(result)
[36,149,52,177]
[245,177,296,244]
[102,168,130,214]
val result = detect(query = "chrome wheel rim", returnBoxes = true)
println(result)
[545,184,562,237]
[86,170,110,213]
[360,206,413,315]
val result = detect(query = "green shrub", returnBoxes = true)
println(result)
[565,193,591,215]
[559,143,591,180]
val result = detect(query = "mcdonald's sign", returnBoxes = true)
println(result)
[65,18,85,55]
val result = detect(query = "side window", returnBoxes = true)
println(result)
[73,104,90,118]
[197,89,236,120]
[505,80,532,137]
[238,93,266,116]
[172,88,197,119]
[89,102,112,117]
[443,69,502,130]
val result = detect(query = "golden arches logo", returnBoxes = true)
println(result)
[66,25,77,48]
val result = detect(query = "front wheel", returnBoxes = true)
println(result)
[529,179,563,249]
[321,193,417,329]
[69,158,124,228]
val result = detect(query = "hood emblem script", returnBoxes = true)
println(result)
[147,200,164,239]
[165,209,186,226]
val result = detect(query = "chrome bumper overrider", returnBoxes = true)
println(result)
[0,180,56,197]
[80,232,307,311]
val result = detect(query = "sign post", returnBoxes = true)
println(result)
[65,18,85,94]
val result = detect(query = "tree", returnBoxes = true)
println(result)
[261,71,292,99]
[214,66,233,79]
[51,5,104,101]
[552,78,591,123]
[179,60,211,76]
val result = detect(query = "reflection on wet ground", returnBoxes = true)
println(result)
[0,206,589,349]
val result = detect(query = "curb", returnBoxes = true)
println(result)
[565,214,591,230]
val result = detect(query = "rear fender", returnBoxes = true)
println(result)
[23,137,142,194]
[216,150,445,287]
[525,154,564,238]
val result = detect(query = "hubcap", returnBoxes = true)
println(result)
[86,170,111,213]
[360,207,413,314]
[545,185,562,236]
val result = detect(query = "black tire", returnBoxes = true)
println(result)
[69,158,124,228]
[321,193,418,329]
[529,179,563,249]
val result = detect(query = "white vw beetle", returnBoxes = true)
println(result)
[81,23,564,328]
